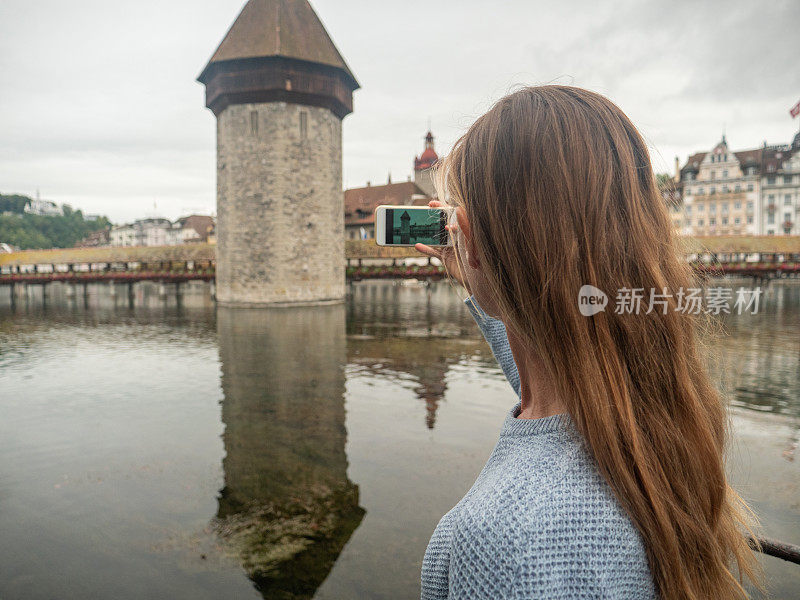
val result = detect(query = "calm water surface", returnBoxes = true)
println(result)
[0,281,798,599]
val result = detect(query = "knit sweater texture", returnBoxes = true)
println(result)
[420,296,657,599]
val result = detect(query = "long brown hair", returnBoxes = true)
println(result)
[438,85,760,599]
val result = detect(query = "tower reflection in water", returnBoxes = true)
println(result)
[215,305,365,600]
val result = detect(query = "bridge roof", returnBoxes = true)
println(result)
[1,237,798,268]
[679,236,800,254]
[0,244,216,267]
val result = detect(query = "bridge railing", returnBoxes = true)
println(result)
[1,238,799,284]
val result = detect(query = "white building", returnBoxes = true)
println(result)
[110,216,214,247]
[110,223,136,247]
[760,133,799,235]
[676,136,760,236]
[110,218,171,247]
[675,132,800,236]
[24,197,62,217]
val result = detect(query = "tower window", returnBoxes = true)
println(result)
[299,111,308,140]
[250,110,258,136]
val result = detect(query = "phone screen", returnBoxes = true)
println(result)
[384,207,450,246]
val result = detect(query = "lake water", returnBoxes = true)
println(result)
[0,280,798,599]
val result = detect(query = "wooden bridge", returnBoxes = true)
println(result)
[1,238,799,296]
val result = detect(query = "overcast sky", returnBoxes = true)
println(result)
[1,0,798,223]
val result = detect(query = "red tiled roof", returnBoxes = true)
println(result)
[682,144,797,175]
[415,148,438,170]
[681,152,707,172]
[179,215,215,241]
[344,181,430,226]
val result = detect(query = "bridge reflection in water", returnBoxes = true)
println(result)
[215,305,365,600]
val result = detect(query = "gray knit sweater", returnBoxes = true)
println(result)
[420,297,657,599]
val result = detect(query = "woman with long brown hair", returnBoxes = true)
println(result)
[416,85,760,599]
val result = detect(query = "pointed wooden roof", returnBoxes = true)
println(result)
[199,0,357,86]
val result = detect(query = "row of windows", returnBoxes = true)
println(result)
[765,213,794,225]
[766,194,796,204]
[765,175,796,185]
[676,214,796,227]
[347,228,373,240]
[685,200,753,214]
[684,166,763,181]
[688,216,751,226]
[688,183,754,194]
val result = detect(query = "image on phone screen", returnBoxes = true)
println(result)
[384,208,449,245]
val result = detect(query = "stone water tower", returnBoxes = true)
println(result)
[198,0,359,306]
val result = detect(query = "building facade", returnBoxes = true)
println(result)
[760,137,799,235]
[109,216,214,247]
[344,179,429,240]
[24,196,62,217]
[675,132,800,236]
[110,218,171,247]
[198,0,358,306]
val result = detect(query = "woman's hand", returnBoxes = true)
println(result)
[414,201,471,294]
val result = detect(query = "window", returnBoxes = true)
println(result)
[697,203,704,212]
[734,184,741,192]
[722,202,729,212]
[709,218,716,225]
[767,176,776,184]
[250,110,258,136]
[785,212,792,222]
[722,170,728,178]
[698,187,705,195]
[747,201,754,211]
[697,219,704,226]
[784,175,793,185]
[686,206,692,215]
[722,217,729,225]
[709,204,717,213]
[785,194,792,205]
[747,183,754,191]
[734,217,741,225]
[747,216,753,224]
[710,171,716,180]
[710,187,716,195]
[768,194,775,202]
[768,213,775,225]
[734,201,741,210]
[299,111,308,140]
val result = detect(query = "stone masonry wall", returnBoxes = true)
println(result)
[414,167,437,198]
[216,102,344,305]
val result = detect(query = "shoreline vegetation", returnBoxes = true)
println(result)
[0,193,110,250]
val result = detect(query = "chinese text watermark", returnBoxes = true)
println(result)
[578,286,763,316]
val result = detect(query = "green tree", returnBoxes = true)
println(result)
[0,194,30,214]
[0,194,112,249]
[655,173,674,190]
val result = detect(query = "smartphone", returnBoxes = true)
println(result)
[374,205,453,247]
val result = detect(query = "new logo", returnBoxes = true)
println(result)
[578,285,608,316]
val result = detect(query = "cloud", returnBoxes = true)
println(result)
[1,0,797,222]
